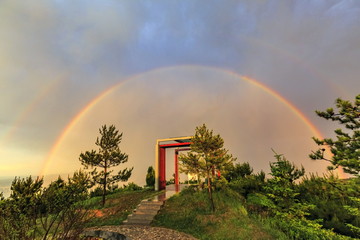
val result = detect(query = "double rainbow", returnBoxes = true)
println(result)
[39,66,345,179]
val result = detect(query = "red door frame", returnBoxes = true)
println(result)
[158,142,191,190]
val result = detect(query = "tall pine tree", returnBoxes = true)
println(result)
[79,124,133,206]
[178,124,236,212]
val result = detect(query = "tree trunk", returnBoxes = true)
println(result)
[102,161,107,207]
[206,169,215,212]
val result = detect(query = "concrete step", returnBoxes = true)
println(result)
[122,219,152,225]
[136,204,162,211]
[127,213,155,220]
[138,201,164,206]
[122,197,165,226]
[133,209,159,215]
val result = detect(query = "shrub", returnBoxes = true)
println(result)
[247,193,275,216]
[146,166,155,187]
[89,186,104,198]
[212,176,228,191]
[123,182,142,191]
[275,218,353,240]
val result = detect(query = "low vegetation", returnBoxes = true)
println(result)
[152,186,288,239]
[1,160,360,239]
[0,176,162,239]
[83,186,165,228]
[152,158,357,240]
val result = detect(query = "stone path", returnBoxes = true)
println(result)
[81,225,198,240]
[122,184,188,226]
[81,184,197,239]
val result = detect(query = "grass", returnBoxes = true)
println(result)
[83,188,165,227]
[151,187,288,240]
[6,185,349,239]
[31,186,353,240]
[20,188,164,239]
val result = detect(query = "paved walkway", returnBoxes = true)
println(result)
[82,184,198,239]
[149,184,189,201]
[122,184,189,226]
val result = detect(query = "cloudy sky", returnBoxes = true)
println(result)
[1,0,359,194]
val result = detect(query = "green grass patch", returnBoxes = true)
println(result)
[84,189,165,227]
[151,187,287,240]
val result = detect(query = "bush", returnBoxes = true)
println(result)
[212,176,228,191]
[166,179,175,185]
[0,174,95,239]
[146,166,155,187]
[246,193,275,216]
[223,162,254,182]
[275,218,353,240]
[228,175,265,198]
[184,179,198,184]
[123,182,142,191]
[89,186,103,198]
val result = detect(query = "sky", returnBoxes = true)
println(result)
[1,0,360,196]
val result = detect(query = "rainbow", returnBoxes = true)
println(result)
[40,65,345,178]
[241,75,342,177]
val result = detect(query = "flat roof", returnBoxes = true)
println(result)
[157,136,192,145]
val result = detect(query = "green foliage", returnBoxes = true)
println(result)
[38,175,94,239]
[247,192,276,213]
[89,181,142,197]
[223,162,253,182]
[146,166,155,187]
[79,124,133,206]
[228,170,266,199]
[89,186,104,198]
[178,123,236,212]
[0,173,94,239]
[211,175,228,191]
[269,149,305,184]
[123,182,143,191]
[274,217,353,240]
[297,172,360,237]
[309,94,360,176]
[344,196,360,237]
[183,179,198,184]
[0,176,43,239]
[68,168,94,191]
[153,187,287,240]
[264,149,313,222]
[166,179,175,185]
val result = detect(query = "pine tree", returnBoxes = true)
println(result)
[264,149,309,219]
[79,124,133,206]
[309,94,360,176]
[178,124,236,212]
